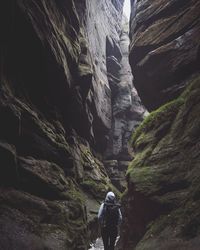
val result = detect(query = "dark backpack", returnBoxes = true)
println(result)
[102,202,120,228]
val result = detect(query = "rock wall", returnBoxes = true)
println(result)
[106,16,146,160]
[0,0,121,249]
[104,16,146,191]
[119,0,200,249]
[120,74,200,250]
[0,0,145,249]
[129,0,200,110]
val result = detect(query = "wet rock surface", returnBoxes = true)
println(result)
[89,238,104,250]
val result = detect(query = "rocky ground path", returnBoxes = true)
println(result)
[89,238,104,250]
[89,236,120,250]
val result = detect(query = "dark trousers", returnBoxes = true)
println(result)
[101,226,118,250]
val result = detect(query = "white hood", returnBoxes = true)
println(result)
[105,191,115,202]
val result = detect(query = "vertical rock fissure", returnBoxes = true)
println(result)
[104,9,146,193]
[89,1,147,248]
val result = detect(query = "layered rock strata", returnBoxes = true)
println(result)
[129,0,200,110]
[104,17,146,191]
[119,0,200,249]
[0,0,146,248]
[0,0,129,249]
[106,16,146,160]
[120,74,200,250]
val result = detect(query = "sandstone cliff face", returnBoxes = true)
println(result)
[106,17,146,160]
[0,0,146,248]
[82,0,124,151]
[129,0,200,110]
[0,0,129,249]
[119,0,200,249]
[104,16,146,191]
[120,74,200,250]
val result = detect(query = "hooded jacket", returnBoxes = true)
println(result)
[98,192,122,227]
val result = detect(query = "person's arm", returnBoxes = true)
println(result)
[98,203,104,225]
[118,208,122,225]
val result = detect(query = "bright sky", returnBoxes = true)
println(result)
[123,0,131,21]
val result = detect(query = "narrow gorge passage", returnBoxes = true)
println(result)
[89,1,134,248]
[0,0,200,250]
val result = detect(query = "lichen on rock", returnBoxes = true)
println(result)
[0,0,128,248]
[119,74,200,250]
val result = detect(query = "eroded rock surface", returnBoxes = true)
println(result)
[118,1,200,249]
[0,0,132,249]
[104,16,146,191]
[0,0,146,248]
[120,74,200,250]
[129,0,200,110]
[106,17,146,160]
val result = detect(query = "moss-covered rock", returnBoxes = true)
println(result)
[0,184,87,250]
[119,74,200,250]
[0,0,126,249]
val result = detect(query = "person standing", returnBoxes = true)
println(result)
[98,191,122,250]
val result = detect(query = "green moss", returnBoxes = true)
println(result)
[181,75,200,99]
[81,178,122,199]
[81,179,107,198]
[130,146,154,170]
[176,200,200,239]
[107,183,122,199]
[130,75,200,148]
[141,200,200,241]
[78,144,122,200]
[127,96,186,192]
[65,179,85,204]
[146,215,172,237]
[134,132,154,150]
[130,97,184,146]
[127,165,162,193]
[122,75,200,249]
[129,166,154,184]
